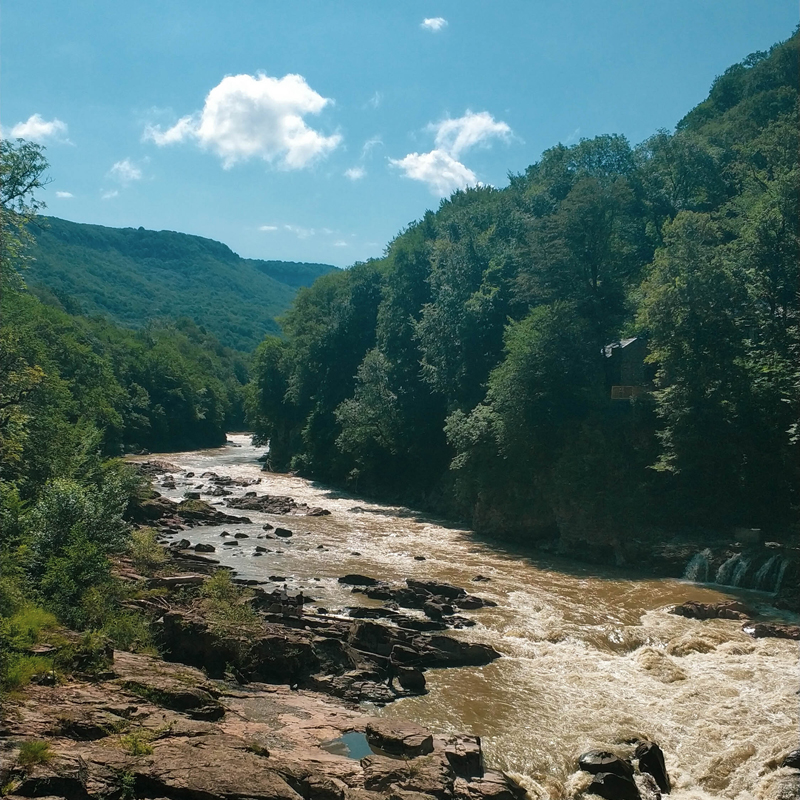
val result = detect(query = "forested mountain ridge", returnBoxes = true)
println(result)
[247,31,799,546]
[25,216,336,351]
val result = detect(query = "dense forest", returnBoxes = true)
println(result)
[26,216,335,351]
[247,32,799,544]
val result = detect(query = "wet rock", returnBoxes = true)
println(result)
[208,485,232,496]
[170,538,191,550]
[234,532,249,538]
[228,494,301,514]
[263,523,275,531]
[455,594,497,610]
[670,601,752,620]
[414,556,426,561]
[412,635,500,668]
[472,575,491,582]
[587,772,641,800]
[782,749,800,769]
[578,750,635,778]
[407,579,466,600]
[255,545,269,553]
[365,720,434,758]
[636,741,670,793]
[194,543,216,553]
[307,507,331,516]
[223,540,239,546]
[275,527,293,538]
[184,491,201,500]
[742,622,800,640]
[397,666,426,694]
[339,574,381,586]
[128,494,179,522]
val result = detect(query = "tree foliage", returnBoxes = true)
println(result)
[249,31,799,536]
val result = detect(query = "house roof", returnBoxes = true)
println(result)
[603,337,640,358]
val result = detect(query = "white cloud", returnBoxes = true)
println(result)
[333,240,348,247]
[432,111,511,158]
[108,158,143,185]
[344,166,366,181]
[421,17,447,32]
[390,149,478,196]
[143,72,341,170]
[391,110,511,196]
[10,114,69,143]
[55,191,74,199]
[368,91,382,109]
[101,190,119,200]
[259,225,278,232]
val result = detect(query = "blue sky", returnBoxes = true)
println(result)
[2,1,797,267]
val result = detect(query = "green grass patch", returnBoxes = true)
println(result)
[17,740,54,768]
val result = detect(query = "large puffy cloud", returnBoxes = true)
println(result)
[390,150,477,197]
[144,73,341,169]
[432,111,511,158]
[391,110,511,196]
[10,114,69,143]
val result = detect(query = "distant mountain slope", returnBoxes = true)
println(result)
[25,217,337,351]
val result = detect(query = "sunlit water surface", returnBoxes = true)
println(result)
[140,434,799,800]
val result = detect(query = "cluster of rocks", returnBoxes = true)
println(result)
[670,600,800,640]
[341,576,497,626]
[577,742,670,800]
[128,489,251,530]
[156,599,500,706]
[0,650,527,800]
[227,493,330,517]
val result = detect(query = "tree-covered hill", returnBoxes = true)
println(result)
[247,31,799,545]
[25,216,336,351]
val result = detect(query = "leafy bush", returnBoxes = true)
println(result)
[129,528,166,575]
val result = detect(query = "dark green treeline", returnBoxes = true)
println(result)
[248,33,799,539]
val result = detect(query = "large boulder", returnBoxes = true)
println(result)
[670,601,751,620]
[742,621,800,640]
[636,741,670,793]
[407,579,467,600]
[578,750,634,778]
[587,772,640,800]
[365,720,434,758]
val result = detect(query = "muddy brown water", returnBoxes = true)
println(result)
[140,434,799,800]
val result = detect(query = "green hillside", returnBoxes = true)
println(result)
[25,217,336,351]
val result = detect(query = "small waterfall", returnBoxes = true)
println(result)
[715,553,750,587]
[773,558,788,594]
[683,549,712,582]
[751,555,789,593]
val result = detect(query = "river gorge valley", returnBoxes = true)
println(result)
[134,434,798,800]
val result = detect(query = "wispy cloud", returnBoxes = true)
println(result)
[564,127,581,145]
[390,110,511,196]
[368,91,382,109]
[143,72,341,170]
[108,158,143,185]
[101,189,119,200]
[284,224,315,239]
[10,114,70,144]
[333,240,348,247]
[259,225,279,232]
[55,191,74,199]
[344,166,366,181]
[421,17,447,32]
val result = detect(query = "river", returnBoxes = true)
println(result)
[143,434,798,800]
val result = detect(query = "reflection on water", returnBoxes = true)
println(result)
[141,434,798,800]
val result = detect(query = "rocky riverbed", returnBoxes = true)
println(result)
[4,435,796,800]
